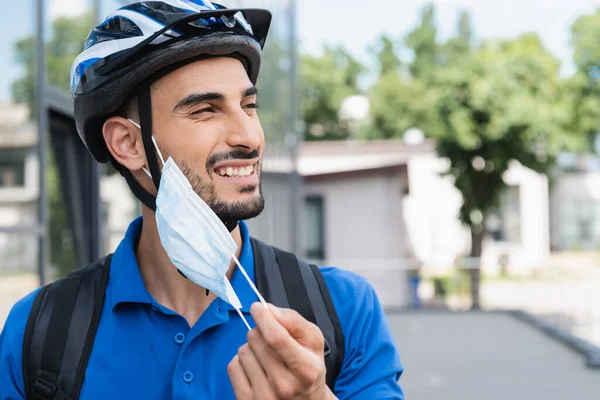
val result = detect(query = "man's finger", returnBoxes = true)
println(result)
[227,355,253,399]
[269,305,324,352]
[237,344,276,399]
[247,328,298,390]
[251,303,324,354]
[250,303,325,380]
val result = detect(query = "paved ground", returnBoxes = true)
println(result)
[390,311,600,400]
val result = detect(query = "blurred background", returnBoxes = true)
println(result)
[2,0,600,398]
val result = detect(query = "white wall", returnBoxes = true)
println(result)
[498,162,550,271]
[403,154,470,270]
[404,155,550,274]
[304,169,409,308]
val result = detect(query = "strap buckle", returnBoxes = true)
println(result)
[33,377,57,399]
[324,338,331,357]
[33,377,71,400]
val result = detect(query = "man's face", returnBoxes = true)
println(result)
[150,57,265,222]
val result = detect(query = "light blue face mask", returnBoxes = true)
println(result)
[129,120,267,330]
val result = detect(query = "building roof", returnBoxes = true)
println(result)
[262,139,436,177]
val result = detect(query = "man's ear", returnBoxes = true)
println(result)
[102,116,147,171]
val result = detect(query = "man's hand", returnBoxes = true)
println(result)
[227,303,337,400]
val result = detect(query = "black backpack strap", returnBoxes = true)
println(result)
[23,254,113,400]
[251,238,344,392]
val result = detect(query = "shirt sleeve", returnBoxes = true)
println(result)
[320,267,404,400]
[0,289,40,400]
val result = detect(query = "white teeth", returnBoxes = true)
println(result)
[217,165,255,177]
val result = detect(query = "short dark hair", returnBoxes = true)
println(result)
[117,94,138,121]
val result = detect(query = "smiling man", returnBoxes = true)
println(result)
[0,1,404,399]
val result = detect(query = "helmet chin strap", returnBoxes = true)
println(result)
[119,85,239,233]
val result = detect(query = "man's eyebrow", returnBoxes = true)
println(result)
[173,92,225,112]
[243,86,258,97]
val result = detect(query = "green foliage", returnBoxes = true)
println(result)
[12,14,93,118]
[569,9,600,145]
[368,73,439,140]
[301,47,365,140]
[370,35,402,76]
[404,4,440,80]
[433,34,584,225]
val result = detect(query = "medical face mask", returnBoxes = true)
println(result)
[129,120,267,330]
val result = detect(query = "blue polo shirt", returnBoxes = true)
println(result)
[1,218,404,399]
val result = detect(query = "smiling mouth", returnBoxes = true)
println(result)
[214,163,258,178]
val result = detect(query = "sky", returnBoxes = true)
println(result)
[0,0,598,102]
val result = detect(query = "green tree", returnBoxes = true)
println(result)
[430,34,583,308]
[370,5,583,308]
[12,14,93,277]
[405,4,440,80]
[301,47,365,140]
[368,73,440,140]
[371,35,402,76]
[440,10,472,66]
[368,35,428,140]
[569,9,600,146]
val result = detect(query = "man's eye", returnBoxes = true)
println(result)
[191,107,215,115]
[244,103,260,109]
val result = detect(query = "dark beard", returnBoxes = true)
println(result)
[179,160,265,224]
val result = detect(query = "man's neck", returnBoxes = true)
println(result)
[135,206,243,327]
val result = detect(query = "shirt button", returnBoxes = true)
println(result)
[182,371,194,383]
[174,333,185,345]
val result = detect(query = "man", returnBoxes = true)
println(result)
[0,1,404,399]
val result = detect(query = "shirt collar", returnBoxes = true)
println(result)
[106,216,154,311]
[106,217,259,313]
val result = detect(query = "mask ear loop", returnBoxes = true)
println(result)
[232,256,268,309]
[129,119,166,179]
[236,308,252,331]
[226,277,253,330]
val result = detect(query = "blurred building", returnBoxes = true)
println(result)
[550,153,600,251]
[404,142,550,275]
[259,138,551,280]
[0,103,38,271]
[258,140,417,308]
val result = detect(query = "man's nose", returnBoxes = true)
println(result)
[224,109,261,151]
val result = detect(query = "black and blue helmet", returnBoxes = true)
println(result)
[71,0,271,163]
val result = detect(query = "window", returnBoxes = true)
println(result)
[0,149,27,188]
[305,196,325,260]
[490,185,522,243]
[501,185,521,243]
[561,200,600,249]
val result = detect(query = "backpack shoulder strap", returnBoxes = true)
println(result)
[23,254,113,400]
[250,238,344,392]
